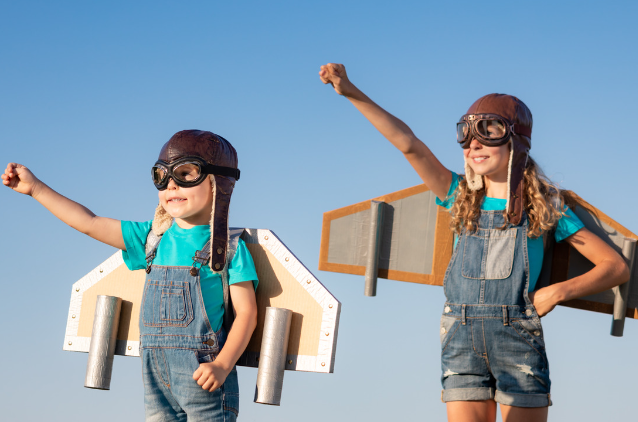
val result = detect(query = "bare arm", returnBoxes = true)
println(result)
[2,163,125,249]
[193,280,257,392]
[319,63,452,200]
[529,227,630,316]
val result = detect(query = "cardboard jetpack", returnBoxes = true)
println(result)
[63,228,340,403]
[319,183,638,336]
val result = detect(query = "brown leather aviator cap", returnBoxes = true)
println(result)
[466,94,533,225]
[158,130,239,172]
[153,130,239,272]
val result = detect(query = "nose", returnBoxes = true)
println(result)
[166,177,178,189]
[469,138,482,149]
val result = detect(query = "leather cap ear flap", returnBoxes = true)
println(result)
[464,156,484,191]
[209,175,236,272]
[152,203,173,236]
[507,135,529,226]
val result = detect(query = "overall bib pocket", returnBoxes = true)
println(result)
[462,228,517,280]
[142,281,194,328]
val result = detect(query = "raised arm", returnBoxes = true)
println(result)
[2,163,125,250]
[319,63,452,200]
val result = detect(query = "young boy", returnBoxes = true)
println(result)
[2,129,258,421]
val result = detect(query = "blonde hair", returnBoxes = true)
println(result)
[449,157,579,238]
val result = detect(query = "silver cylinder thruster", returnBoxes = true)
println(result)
[364,200,385,297]
[254,307,293,405]
[85,295,122,390]
[611,238,636,337]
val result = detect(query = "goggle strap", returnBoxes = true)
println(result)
[513,124,532,138]
[202,164,241,181]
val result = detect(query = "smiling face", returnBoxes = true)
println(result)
[158,176,214,228]
[463,138,511,182]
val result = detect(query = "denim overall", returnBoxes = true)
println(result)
[439,210,551,408]
[140,235,240,422]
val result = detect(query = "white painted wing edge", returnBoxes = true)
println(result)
[63,250,141,357]
[241,229,341,373]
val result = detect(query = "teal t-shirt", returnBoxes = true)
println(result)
[120,220,259,332]
[436,172,584,291]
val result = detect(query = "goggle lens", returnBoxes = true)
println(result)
[456,122,469,142]
[152,166,168,185]
[476,119,506,140]
[457,115,511,147]
[151,161,205,189]
[173,162,202,182]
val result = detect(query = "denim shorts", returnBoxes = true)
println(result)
[142,347,240,421]
[440,313,552,408]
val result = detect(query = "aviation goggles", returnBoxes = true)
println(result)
[152,157,241,190]
[456,113,532,148]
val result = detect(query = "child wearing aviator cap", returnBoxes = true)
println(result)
[319,63,629,422]
[2,130,258,421]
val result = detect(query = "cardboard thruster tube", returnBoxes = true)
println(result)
[364,200,385,297]
[85,295,122,390]
[610,238,636,337]
[254,307,292,405]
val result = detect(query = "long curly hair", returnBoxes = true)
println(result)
[449,156,580,238]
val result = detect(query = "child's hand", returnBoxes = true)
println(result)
[319,63,355,96]
[193,360,231,392]
[2,163,42,196]
[528,286,560,317]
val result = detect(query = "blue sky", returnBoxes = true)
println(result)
[1,1,637,421]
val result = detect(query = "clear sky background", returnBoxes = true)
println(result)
[1,1,637,421]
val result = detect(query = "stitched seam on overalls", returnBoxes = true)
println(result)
[443,235,463,298]
[522,222,532,305]
[470,320,485,359]
[441,320,461,354]
[142,281,194,328]
[152,349,171,388]
[192,273,215,333]
[480,319,493,373]
[511,320,546,350]
[461,229,486,280]
[510,325,548,363]
[222,382,240,418]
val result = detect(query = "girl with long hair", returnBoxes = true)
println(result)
[319,63,629,422]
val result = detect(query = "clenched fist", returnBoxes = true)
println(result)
[319,63,356,97]
[2,163,42,197]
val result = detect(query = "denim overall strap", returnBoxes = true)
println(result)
[144,230,163,274]
[442,210,537,321]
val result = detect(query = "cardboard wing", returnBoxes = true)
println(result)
[537,198,638,319]
[319,184,454,286]
[319,184,637,320]
[64,228,340,373]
